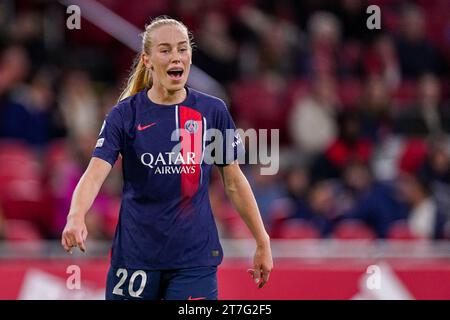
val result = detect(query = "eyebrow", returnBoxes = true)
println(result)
[157,41,188,47]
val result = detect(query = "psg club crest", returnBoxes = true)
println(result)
[184,120,199,134]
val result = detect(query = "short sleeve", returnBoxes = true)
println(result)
[92,106,124,166]
[214,100,245,166]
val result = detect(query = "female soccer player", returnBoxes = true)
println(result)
[61,16,273,300]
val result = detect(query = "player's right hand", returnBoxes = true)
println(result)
[61,215,88,254]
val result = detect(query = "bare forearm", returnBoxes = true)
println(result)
[68,174,102,218]
[68,157,112,219]
[224,172,270,246]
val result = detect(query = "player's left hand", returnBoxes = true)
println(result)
[248,243,273,289]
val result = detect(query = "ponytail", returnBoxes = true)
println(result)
[118,54,152,101]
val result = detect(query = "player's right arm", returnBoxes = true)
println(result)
[61,157,112,253]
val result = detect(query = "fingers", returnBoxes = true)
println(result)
[247,267,271,289]
[248,267,261,285]
[63,231,75,254]
[61,228,87,254]
[259,269,271,289]
[75,231,86,253]
[61,236,70,253]
[80,228,88,252]
[253,266,261,284]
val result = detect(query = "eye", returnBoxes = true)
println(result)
[179,47,188,53]
[160,49,169,54]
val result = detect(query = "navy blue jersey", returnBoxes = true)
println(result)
[92,87,244,270]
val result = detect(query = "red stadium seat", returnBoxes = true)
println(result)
[277,220,321,240]
[4,219,42,241]
[0,139,34,158]
[0,140,54,235]
[230,80,285,130]
[387,221,423,240]
[44,139,72,170]
[268,199,295,238]
[332,220,376,240]
[0,140,41,182]
[0,141,41,218]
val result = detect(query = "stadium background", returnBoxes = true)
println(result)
[0,0,450,299]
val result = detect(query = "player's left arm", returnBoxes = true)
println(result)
[218,161,273,288]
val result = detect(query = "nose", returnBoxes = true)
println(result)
[171,48,181,63]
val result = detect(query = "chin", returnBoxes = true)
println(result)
[166,82,186,92]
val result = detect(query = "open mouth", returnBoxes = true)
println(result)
[167,68,184,81]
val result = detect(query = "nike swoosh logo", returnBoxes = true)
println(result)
[188,296,206,300]
[137,122,156,131]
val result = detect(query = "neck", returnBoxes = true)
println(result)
[148,83,186,105]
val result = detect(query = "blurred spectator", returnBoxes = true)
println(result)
[339,162,409,238]
[3,68,59,147]
[268,166,312,230]
[397,172,447,239]
[357,76,393,143]
[364,34,401,89]
[170,0,204,32]
[394,73,450,137]
[8,10,47,68]
[289,73,338,156]
[246,165,285,225]
[0,44,64,147]
[284,166,311,212]
[0,45,30,96]
[395,5,442,78]
[334,0,375,43]
[58,70,100,142]
[420,137,450,185]
[306,180,341,237]
[194,11,238,84]
[299,11,342,77]
[338,40,365,79]
[270,175,340,238]
[419,137,450,221]
[236,4,300,77]
[269,165,360,238]
[342,161,372,196]
[0,45,62,148]
[311,110,373,180]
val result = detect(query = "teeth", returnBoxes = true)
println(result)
[167,69,183,78]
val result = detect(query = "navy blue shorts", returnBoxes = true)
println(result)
[105,265,218,300]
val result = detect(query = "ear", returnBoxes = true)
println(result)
[141,53,152,70]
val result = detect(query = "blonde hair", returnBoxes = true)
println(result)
[118,16,192,101]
